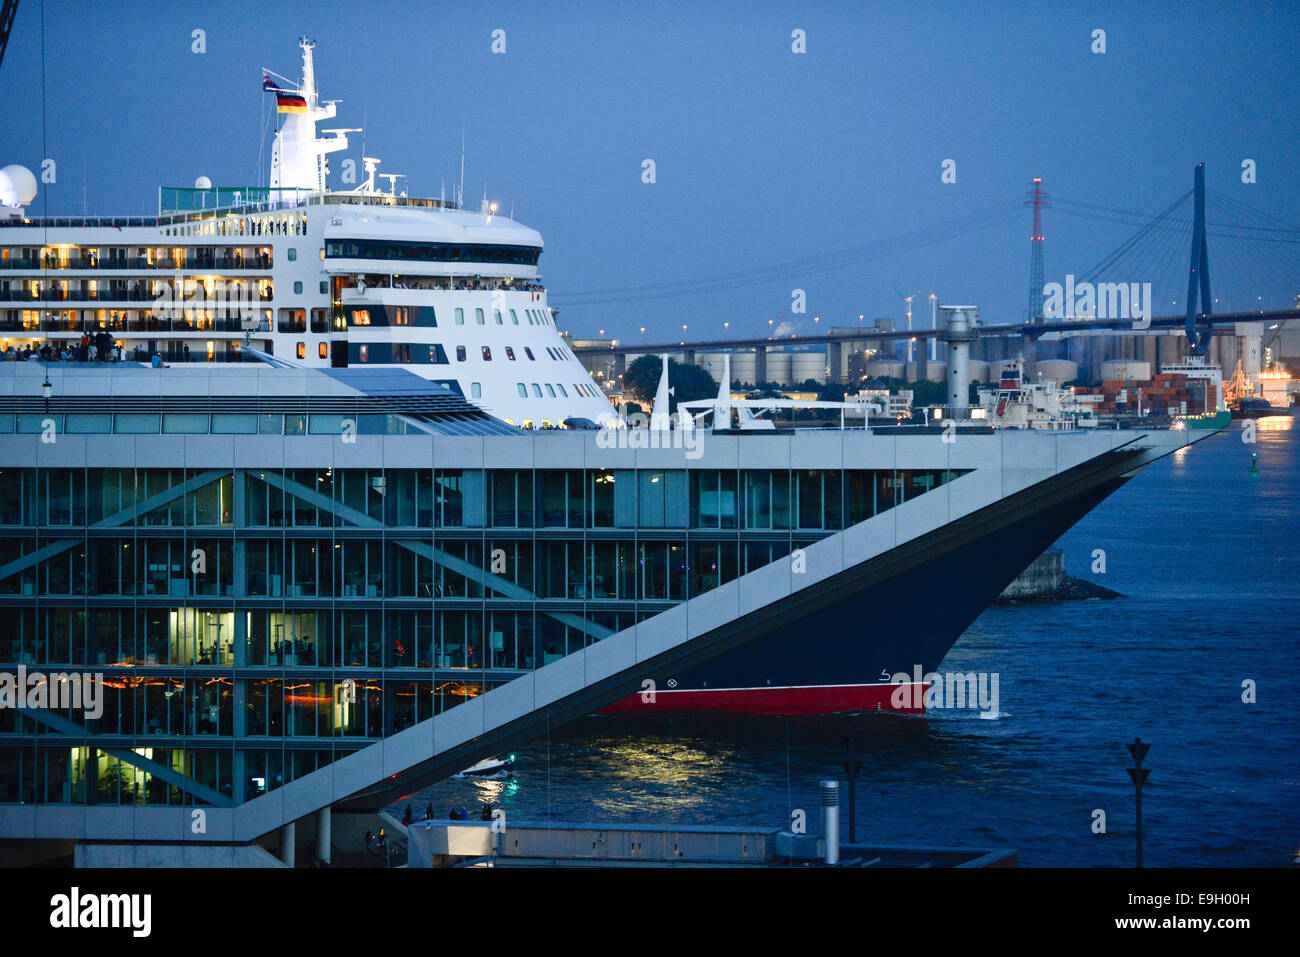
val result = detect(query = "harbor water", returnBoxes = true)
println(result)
[404,416,1299,866]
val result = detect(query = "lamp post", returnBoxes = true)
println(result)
[1126,737,1151,868]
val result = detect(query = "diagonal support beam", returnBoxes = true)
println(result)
[0,468,231,583]
[15,704,235,807]
[254,470,612,641]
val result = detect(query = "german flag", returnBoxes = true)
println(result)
[277,92,308,113]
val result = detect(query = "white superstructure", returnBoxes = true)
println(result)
[0,39,615,429]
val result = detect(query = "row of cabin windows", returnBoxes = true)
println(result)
[324,239,541,266]
[453,344,545,362]
[515,383,571,399]
[452,307,551,326]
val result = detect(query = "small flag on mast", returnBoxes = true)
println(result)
[276,92,308,113]
[263,72,307,111]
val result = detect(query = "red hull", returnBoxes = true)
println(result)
[600,683,927,716]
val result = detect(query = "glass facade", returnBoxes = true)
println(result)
[0,464,963,807]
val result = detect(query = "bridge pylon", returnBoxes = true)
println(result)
[1185,163,1213,355]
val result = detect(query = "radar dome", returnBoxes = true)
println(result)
[0,165,37,207]
[194,175,213,189]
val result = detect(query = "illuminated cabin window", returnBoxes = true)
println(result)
[359,345,369,362]
[393,307,409,325]
[505,347,516,360]
[318,342,328,359]
[481,346,492,361]
[352,309,371,326]
[296,342,306,360]
[428,345,440,363]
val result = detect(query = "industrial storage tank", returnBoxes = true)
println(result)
[905,360,946,383]
[697,352,757,385]
[790,351,827,385]
[1100,359,1151,381]
[1036,359,1079,384]
[966,359,990,384]
[864,360,905,380]
[765,351,792,385]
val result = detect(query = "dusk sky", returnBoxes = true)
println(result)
[3,0,1297,342]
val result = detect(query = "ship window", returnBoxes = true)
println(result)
[494,310,504,324]
[287,248,297,261]
[531,383,542,398]
[475,308,485,325]
[574,383,585,396]
[296,342,306,359]
[359,344,369,362]
[482,346,492,361]
[456,346,466,361]
[320,280,328,294]
[393,307,409,325]
[471,382,482,399]
[556,384,568,397]
[319,343,328,359]
[545,384,556,397]
[294,281,303,294]
[509,309,519,324]
[505,347,516,360]
[455,307,464,325]
[351,309,371,326]
[517,383,527,397]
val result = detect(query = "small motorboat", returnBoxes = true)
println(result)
[453,755,516,779]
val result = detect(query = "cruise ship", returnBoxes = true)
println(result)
[0,38,615,429]
[0,40,1221,865]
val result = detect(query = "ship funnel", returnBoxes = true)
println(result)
[820,780,840,865]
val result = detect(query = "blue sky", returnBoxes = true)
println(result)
[3,0,1297,341]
